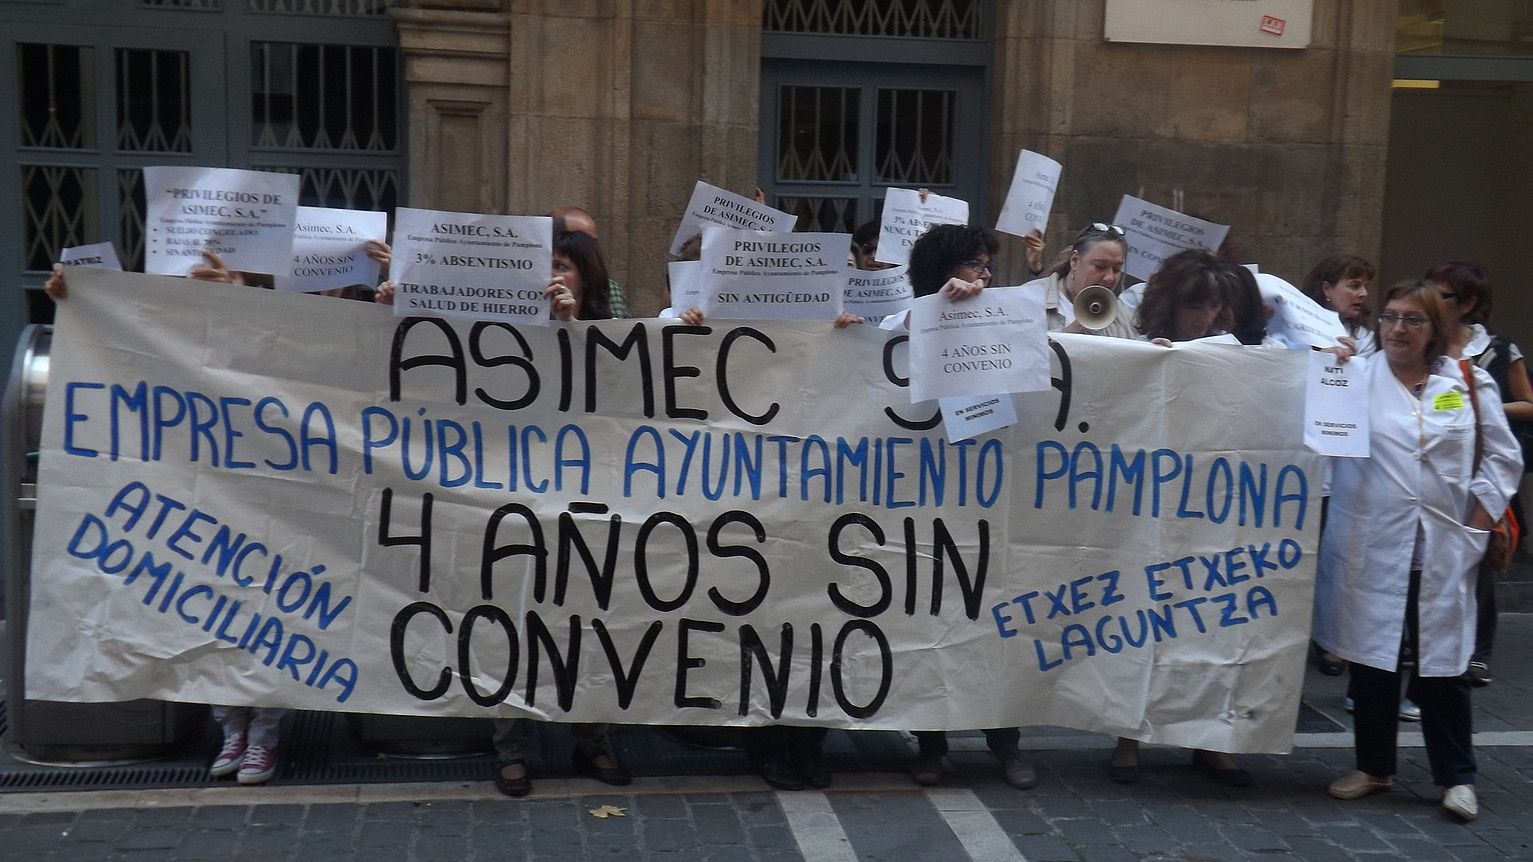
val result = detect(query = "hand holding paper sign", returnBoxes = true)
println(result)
[906,284,1051,402]
[996,150,1063,241]
[876,188,970,267]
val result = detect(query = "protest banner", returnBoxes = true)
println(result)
[844,265,912,320]
[699,228,846,320]
[59,242,123,271]
[389,208,553,325]
[876,189,970,267]
[143,166,300,277]
[1304,351,1370,458]
[276,207,388,294]
[907,285,1050,402]
[33,268,1323,753]
[1111,195,1229,282]
[670,182,797,256]
[995,151,1063,239]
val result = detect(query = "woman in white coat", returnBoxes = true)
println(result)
[1314,280,1522,822]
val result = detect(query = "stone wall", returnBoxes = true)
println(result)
[395,0,762,316]
[986,1,1397,287]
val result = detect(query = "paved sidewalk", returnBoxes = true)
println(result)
[3,615,1532,861]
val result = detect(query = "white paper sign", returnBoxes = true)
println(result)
[996,151,1063,238]
[698,228,846,320]
[1304,350,1370,457]
[939,393,1019,443]
[143,166,300,277]
[1111,195,1230,282]
[58,242,122,271]
[389,208,553,325]
[276,207,388,294]
[667,260,704,312]
[1255,273,1348,350]
[844,265,913,319]
[907,285,1050,402]
[876,188,970,266]
[670,181,797,255]
[35,268,1326,753]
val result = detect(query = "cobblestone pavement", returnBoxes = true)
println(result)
[3,614,1532,861]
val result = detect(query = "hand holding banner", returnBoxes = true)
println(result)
[1304,350,1370,457]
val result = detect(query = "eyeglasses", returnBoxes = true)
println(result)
[1089,222,1126,237]
[959,258,992,274]
[1378,312,1429,329]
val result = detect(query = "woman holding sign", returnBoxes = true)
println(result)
[1315,281,1521,822]
[1301,255,1376,356]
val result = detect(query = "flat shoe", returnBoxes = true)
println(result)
[1442,784,1477,822]
[1328,770,1391,800]
[1193,752,1252,788]
[494,762,531,798]
[573,750,632,786]
[910,753,942,786]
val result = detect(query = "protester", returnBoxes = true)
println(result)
[551,206,630,318]
[1315,279,1521,822]
[1301,254,1376,356]
[1020,223,1127,333]
[894,223,1036,791]
[850,219,895,272]
[1424,262,1533,686]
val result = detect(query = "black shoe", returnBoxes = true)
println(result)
[797,750,832,789]
[911,752,943,786]
[995,749,1038,790]
[761,750,806,791]
[1468,660,1492,687]
[494,761,531,797]
[573,749,632,786]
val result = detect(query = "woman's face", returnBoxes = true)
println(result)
[950,252,992,288]
[1067,239,1125,297]
[1380,295,1433,365]
[552,252,585,311]
[1172,295,1224,342]
[852,240,894,272]
[1323,275,1369,321]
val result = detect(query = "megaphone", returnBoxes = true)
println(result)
[1072,284,1118,330]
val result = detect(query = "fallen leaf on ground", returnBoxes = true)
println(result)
[587,805,627,819]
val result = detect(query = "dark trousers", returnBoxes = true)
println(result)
[1473,559,1497,663]
[747,726,827,766]
[1351,570,1475,787]
[914,728,1020,756]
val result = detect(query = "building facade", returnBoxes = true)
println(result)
[2,1,1531,362]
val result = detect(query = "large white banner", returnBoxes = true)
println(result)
[33,269,1324,753]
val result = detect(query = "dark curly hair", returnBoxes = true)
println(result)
[1300,254,1374,331]
[553,229,612,321]
[907,224,999,297]
[1134,249,1237,341]
[1422,260,1490,326]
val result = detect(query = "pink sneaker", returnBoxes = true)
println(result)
[237,745,278,785]
[210,732,246,778]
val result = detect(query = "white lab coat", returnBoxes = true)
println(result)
[1314,353,1523,676]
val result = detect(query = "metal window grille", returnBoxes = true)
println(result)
[251,42,399,150]
[263,165,399,212]
[776,196,858,234]
[248,0,393,13]
[117,169,147,272]
[23,166,99,270]
[116,49,193,152]
[777,86,860,182]
[764,0,981,39]
[874,88,953,184]
[139,0,224,8]
[17,43,94,149]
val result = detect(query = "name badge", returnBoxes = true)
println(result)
[1433,390,1466,412]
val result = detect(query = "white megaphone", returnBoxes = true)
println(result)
[1072,284,1118,330]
